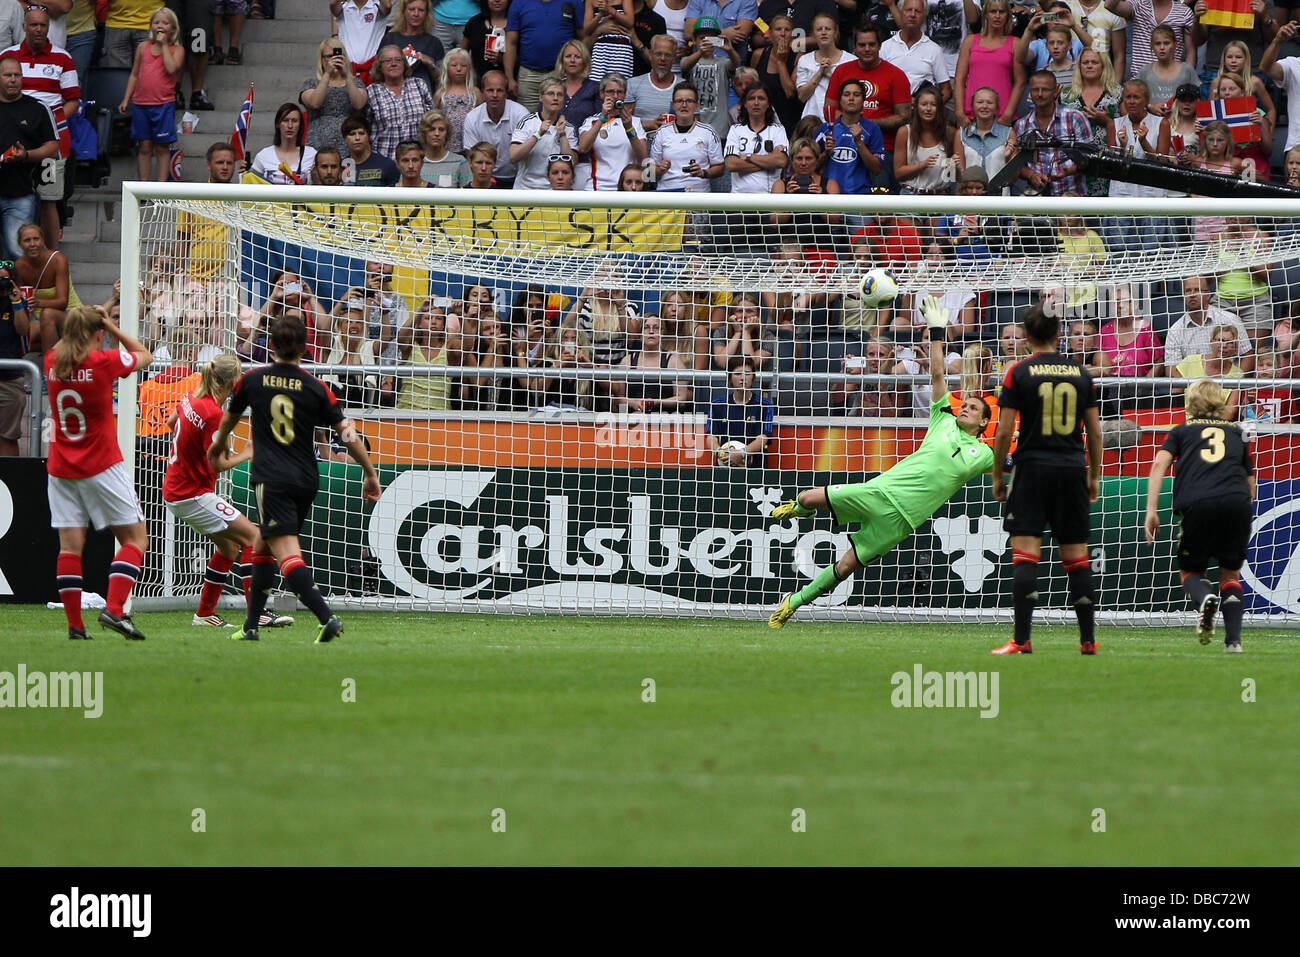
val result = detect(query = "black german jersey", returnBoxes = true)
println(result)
[997,353,1098,466]
[228,362,344,489]
[1160,418,1253,511]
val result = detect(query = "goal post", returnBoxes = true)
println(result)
[118,183,1300,625]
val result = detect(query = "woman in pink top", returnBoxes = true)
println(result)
[1099,287,1164,376]
[118,8,185,182]
[954,0,1023,127]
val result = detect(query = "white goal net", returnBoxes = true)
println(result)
[119,185,1300,625]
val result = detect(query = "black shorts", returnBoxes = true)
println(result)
[1178,497,1252,573]
[1003,460,1090,544]
[254,482,317,539]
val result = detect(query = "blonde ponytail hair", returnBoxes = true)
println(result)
[194,353,243,400]
[51,306,105,381]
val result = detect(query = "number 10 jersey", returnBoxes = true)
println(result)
[997,352,1099,467]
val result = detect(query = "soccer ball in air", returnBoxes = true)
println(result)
[859,268,900,307]
[717,440,747,465]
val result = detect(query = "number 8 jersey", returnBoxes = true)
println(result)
[45,348,141,479]
[997,353,1099,466]
[227,363,344,491]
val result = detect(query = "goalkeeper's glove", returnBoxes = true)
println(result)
[920,296,947,333]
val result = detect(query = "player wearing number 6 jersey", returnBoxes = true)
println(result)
[45,306,152,640]
[208,314,381,643]
[1144,379,1255,653]
[991,304,1102,656]
[162,353,294,630]
[768,298,995,628]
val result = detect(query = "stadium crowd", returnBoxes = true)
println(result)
[5,0,1300,462]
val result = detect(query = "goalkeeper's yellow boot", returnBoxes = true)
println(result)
[772,500,802,522]
[769,596,796,629]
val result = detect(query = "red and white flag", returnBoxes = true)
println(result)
[231,83,254,160]
[1197,97,1262,144]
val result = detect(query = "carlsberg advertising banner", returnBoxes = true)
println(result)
[215,465,1281,617]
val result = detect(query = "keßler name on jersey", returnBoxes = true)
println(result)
[263,375,304,391]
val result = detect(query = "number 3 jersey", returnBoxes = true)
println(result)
[162,392,224,502]
[227,362,343,490]
[1160,418,1253,511]
[997,353,1098,466]
[45,348,141,479]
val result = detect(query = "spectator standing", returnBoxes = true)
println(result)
[1099,288,1163,377]
[1103,79,1171,250]
[340,114,402,183]
[1137,24,1198,108]
[814,79,885,195]
[250,102,318,184]
[461,0,509,81]
[750,14,800,134]
[211,0,246,66]
[795,13,853,122]
[65,0,96,84]
[628,33,680,139]
[954,0,1022,127]
[177,144,236,290]
[752,0,835,51]
[1013,70,1091,194]
[894,83,962,193]
[1065,0,1124,78]
[366,44,435,159]
[393,300,452,410]
[556,39,603,127]
[1163,275,1253,375]
[384,0,446,89]
[577,74,648,189]
[961,86,1015,183]
[685,0,756,65]
[4,6,78,250]
[1191,0,1279,97]
[648,80,724,190]
[881,0,952,101]
[530,318,595,411]
[332,0,394,83]
[433,0,478,50]
[1016,15,1085,93]
[682,18,739,140]
[582,0,637,80]
[301,37,370,156]
[465,140,496,183]
[1157,81,1201,163]
[461,69,529,186]
[1212,216,1273,343]
[434,47,481,152]
[628,0,667,75]
[506,0,579,110]
[921,0,980,76]
[418,108,471,183]
[1260,21,1300,151]
[658,0,690,57]
[102,0,154,69]
[1104,0,1195,79]
[723,83,788,192]
[509,76,579,187]
[1060,48,1119,194]
[0,256,27,456]
[615,314,690,411]
[118,8,184,183]
[826,25,911,186]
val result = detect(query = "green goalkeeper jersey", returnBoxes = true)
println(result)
[874,393,994,526]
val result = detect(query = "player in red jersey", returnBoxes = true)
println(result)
[162,353,294,630]
[46,305,153,640]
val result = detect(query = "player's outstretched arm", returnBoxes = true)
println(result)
[921,296,949,400]
[1144,449,1173,544]
[335,418,382,502]
[1083,406,1103,503]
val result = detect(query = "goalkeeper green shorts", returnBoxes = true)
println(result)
[826,481,916,566]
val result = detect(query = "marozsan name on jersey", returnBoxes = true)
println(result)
[1027,363,1084,377]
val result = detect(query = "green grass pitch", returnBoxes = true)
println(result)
[1,607,1296,866]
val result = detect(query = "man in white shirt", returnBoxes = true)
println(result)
[330,0,392,80]
[462,70,530,187]
[1261,22,1300,150]
[881,0,952,101]
[1163,275,1254,375]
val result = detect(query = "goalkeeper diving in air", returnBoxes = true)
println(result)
[769,297,995,627]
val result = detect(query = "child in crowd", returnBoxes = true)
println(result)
[119,7,185,182]
[1138,26,1199,113]
[1212,40,1276,133]
[1215,72,1272,181]
[1157,83,1201,164]
[419,109,470,186]
[434,48,481,155]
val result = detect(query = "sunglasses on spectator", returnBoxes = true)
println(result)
[548,154,574,163]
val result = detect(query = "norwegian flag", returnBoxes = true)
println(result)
[1197,97,1261,144]
[231,84,254,160]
